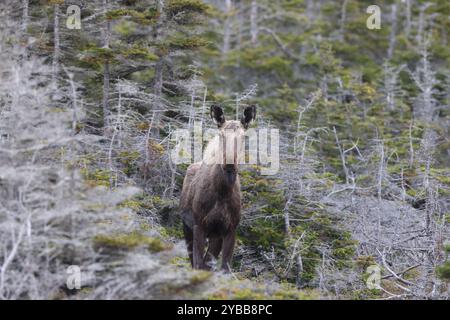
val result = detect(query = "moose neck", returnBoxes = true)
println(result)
[212,164,238,196]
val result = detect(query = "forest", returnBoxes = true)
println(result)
[0,0,449,300]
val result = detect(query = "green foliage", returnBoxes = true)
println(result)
[117,150,141,176]
[437,244,450,280]
[166,35,209,50]
[238,167,357,286]
[106,8,158,24]
[120,45,158,61]
[80,47,116,65]
[241,218,285,250]
[166,0,209,18]
[81,168,113,188]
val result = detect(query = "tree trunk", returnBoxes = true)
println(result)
[405,0,411,37]
[250,0,258,45]
[102,62,110,127]
[52,4,60,91]
[339,0,349,41]
[102,0,111,128]
[222,0,233,54]
[21,0,29,34]
[154,0,166,93]
[416,4,429,45]
[152,0,166,138]
[387,3,397,59]
[154,62,163,97]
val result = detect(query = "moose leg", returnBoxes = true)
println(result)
[221,232,236,272]
[204,237,223,269]
[183,222,194,267]
[193,225,206,269]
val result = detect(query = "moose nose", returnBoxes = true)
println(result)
[223,164,236,173]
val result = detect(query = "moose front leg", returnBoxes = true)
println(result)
[221,232,236,272]
[193,225,206,269]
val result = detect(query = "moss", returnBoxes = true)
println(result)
[206,280,318,300]
[81,168,113,188]
[93,232,171,253]
[445,214,450,224]
[118,193,166,214]
[190,271,212,285]
[231,288,266,300]
[114,20,136,36]
[136,122,150,132]
[430,168,450,185]
[119,199,142,211]
[149,140,165,155]
[355,255,376,270]
[348,288,383,300]
[271,287,320,300]
[206,286,266,300]
[159,225,184,239]
[170,256,191,267]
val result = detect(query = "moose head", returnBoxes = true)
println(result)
[208,104,256,186]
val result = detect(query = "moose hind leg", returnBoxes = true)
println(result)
[183,222,194,267]
[193,225,206,269]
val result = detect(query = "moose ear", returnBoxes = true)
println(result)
[210,105,225,127]
[241,105,256,128]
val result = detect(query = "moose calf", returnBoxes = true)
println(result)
[179,104,256,272]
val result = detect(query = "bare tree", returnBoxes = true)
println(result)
[21,0,29,33]
[52,3,61,92]
[338,0,349,41]
[410,40,438,122]
[222,0,233,54]
[250,0,258,45]
[102,0,112,128]
[387,3,398,59]
[382,62,404,112]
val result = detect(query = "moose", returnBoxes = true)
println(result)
[179,104,256,272]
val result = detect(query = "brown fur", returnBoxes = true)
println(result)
[180,105,256,272]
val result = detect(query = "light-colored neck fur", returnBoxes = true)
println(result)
[203,134,222,165]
